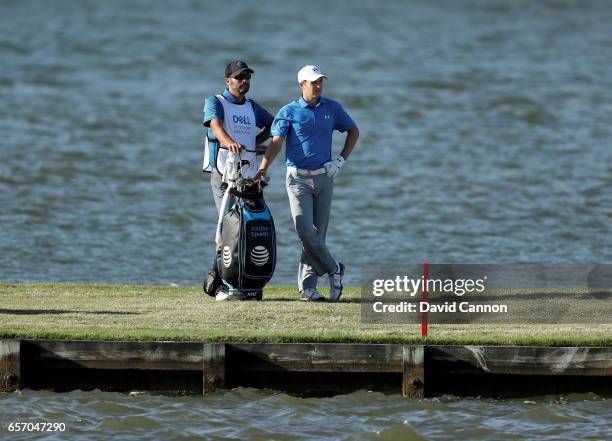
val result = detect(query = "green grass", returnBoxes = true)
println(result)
[0,283,610,346]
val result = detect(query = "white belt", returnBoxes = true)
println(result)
[287,166,327,176]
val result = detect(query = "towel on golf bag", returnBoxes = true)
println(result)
[217,178,276,295]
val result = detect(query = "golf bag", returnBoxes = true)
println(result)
[217,177,276,299]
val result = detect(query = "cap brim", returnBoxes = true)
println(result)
[229,68,254,78]
[299,74,328,83]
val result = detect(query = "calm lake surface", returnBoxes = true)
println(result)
[1,0,611,439]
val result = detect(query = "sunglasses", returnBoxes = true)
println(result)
[233,74,251,81]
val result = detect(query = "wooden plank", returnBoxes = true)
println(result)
[228,343,404,373]
[0,340,20,392]
[427,346,612,376]
[402,345,424,398]
[24,340,203,371]
[203,343,225,393]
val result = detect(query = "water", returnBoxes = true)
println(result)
[1,0,610,287]
[1,389,610,441]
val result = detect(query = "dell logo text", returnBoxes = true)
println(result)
[233,115,252,124]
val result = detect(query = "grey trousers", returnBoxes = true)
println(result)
[286,169,337,292]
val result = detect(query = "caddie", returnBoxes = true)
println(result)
[202,60,274,298]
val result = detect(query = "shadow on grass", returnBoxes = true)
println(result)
[0,309,141,315]
[261,298,364,304]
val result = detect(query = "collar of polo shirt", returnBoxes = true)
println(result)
[223,88,247,104]
[299,96,327,108]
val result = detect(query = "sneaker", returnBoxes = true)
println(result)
[328,262,345,302]
[215,287,247,301]
[215,287,231,301]
[300,288,326,302]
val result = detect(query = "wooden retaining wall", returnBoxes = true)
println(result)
[2,340,611,397]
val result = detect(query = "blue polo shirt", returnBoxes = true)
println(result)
[271,96,356,169]
[202,89,274,141]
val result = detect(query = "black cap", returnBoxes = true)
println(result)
[225,60,254,78]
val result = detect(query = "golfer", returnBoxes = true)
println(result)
[255,65,359,301]
[202,61,273,298]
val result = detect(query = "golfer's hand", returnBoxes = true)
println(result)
[324,155,345,178]
[254,169,269,183]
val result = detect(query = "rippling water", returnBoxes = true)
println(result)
[1,389,610,441]
[1,0,611,287]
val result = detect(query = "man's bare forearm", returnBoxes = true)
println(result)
[210,119,241,152]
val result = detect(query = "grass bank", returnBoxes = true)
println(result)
[1,283,610,346]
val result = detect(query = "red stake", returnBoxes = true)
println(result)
[421,261,429,337]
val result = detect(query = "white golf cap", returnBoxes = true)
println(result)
[297,65,328,83]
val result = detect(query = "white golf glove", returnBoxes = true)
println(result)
[324,155,345,178]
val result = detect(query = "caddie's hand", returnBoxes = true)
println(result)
[226,141,243,154]
[324,155,345,178]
